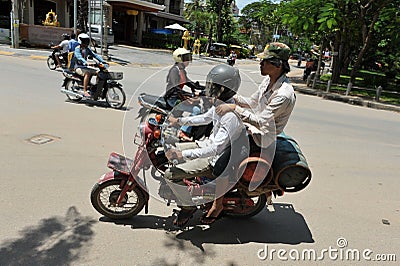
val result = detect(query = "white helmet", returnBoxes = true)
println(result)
[78,33,90,45]
[173,48,192,63]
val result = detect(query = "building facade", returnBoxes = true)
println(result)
[5,0,188,45]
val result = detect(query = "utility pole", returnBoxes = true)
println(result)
[74,0,77,34]
[11,0,19,48]
[102,2,110,59]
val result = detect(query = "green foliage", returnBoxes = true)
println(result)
[142,32,181,50]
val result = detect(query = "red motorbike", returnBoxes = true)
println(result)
[90,113,312,221]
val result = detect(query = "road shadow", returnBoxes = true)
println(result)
[65,99,132,111]
[109,56,131,66]
[100,203,314,251]
[0,207,96,266]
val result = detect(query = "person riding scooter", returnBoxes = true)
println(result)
[51,33,70,68]
[165,48,203,140]
[227,50,237,66]
[73,33,108,98]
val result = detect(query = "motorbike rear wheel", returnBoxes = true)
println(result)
[91,179,146,219]
[47,57,56,70]
[65,79,83,102]
[106,85,126,109]
[224,194,267,218]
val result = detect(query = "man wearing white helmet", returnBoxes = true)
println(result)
[165,48,201,140]
[73,33,108,98]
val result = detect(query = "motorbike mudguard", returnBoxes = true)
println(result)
[97,171,122,184]
[136,106,148,120]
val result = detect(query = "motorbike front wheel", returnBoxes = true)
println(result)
[65,79,83,102]
[106,85,126,109]
[224,194,267,218]
[90,179,146,219]
[47,57,56,70]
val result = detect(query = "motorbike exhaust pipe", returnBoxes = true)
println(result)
[60,88,83,99]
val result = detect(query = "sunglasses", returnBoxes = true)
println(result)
[261,58,281,67]
[181,53,192,62]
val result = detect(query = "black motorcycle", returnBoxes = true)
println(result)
[60,63,126,109]
[47,48,68,70]
[227,56,236,66]
[137,89,213,141]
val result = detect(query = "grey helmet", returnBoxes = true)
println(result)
[205,64,241,102]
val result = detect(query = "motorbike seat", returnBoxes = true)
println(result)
[139,93,168,110]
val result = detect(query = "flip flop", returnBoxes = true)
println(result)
[200,211,224,225]
[82,92,91,98]
[173,208,197,227]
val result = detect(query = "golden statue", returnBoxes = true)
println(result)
[182,30,190,50]
[193,38,201,55]
[43,9,60,27]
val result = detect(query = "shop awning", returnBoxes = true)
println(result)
[107,0,165,12]
[147,11,189,24]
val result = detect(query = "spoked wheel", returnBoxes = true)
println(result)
[224,194,267,218]
[64,79,83,102]
[90,179,146,219]
[106,86,126,109]
[47,57,56,70]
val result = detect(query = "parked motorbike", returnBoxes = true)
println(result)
[60,62,126,109]
[47,48,68,70]
[90,111,312,221]
[303,58,325,81]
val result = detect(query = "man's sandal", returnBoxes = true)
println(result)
[200,211,224,225]
[173,208,197,227]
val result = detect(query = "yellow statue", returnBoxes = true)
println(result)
[182,30,190,50]
[43,9,60,27]
[193,38,201,55]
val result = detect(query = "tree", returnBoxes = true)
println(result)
[280,0,397,92]
[77,0,88,33]
[185,0,209,38]
[208,0,234,43]
[369,0,400,79]
[239,1,278,45]
[346,0,391,94]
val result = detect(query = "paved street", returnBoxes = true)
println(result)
[0,52,399,265]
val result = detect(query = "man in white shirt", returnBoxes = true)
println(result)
[216,42,296,148]
[165,64,248,226]
[51,33,70,68]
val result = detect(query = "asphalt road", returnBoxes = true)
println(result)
[0,55,399,265]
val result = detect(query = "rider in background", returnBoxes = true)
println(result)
[51,33,70,68]
[67,33,79,69]
[227,50,237,66]
[165,48,201,140]
[73,33,108,98]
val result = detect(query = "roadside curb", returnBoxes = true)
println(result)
[293,83,400,113]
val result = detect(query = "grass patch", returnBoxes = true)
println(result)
[315,83,400,105]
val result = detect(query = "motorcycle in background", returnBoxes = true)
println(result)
[227,53,236,66]
[47,47,68,70]
[60,62,126,109]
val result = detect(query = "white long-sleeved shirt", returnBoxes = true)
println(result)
[180,105,243,165]
[234,74,296,145]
